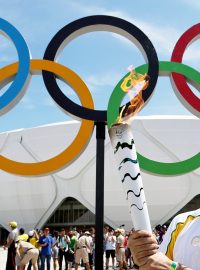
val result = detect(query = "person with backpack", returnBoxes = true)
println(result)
[58,228,70,270]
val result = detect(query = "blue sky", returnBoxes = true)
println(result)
[0,0,199,132]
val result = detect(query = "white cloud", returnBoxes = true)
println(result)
[43,98,55,107]
[24,103,35,110]
[182,0,200,9]
[106,13,180,59]
[84,70,123,93]
[184,45,200,62]
[67,1,200,63]
[0,56,13,65]
[20,96,36,110]
[0,36,18,64]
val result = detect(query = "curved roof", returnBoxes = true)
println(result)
[0,116,199,230]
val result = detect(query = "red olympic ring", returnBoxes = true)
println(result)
[171,23,200,116]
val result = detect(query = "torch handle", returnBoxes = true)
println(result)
[109,124,152,232]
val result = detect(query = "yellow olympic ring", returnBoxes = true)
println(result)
[0,60,94,176]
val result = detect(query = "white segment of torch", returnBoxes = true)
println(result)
[109,123,151,232]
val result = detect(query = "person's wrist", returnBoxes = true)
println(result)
[170,262,191,270]
[169,261,178,270]
[176,263,191,270]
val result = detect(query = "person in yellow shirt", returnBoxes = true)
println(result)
[27,230,40,270]
[16,228,28,270]
[28,230,39,247]
[18,228,29,242]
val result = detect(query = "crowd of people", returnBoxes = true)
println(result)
[6,214,199,270]
[3,221,149,270]
[3,222,93,270]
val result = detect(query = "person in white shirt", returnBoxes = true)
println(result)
[115,228,126,270]
[4,221,19,270]
[86,231,94,268]
[16,240,39,270]
[105,228,116,269]
[128,209,200,270]
[75,231,91,270]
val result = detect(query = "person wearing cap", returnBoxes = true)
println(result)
[85,230,94,269]
[16,239,39,270]
[28,230,39,247]
[115,228,127,270]
[58,228,70,270]
[4,221,19,270]
[16,229,29,269]
[27,230,40,270]
[75,231,91,270]
[38,227,53,270]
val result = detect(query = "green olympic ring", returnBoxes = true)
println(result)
[107,61,200,175]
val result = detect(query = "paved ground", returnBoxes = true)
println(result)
[0,247,7,268]
[0,247,137,269]
[0,247,80,269]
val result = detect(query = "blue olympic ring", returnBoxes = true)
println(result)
[0,18,30,114]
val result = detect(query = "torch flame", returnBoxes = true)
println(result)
[117,67,150,124]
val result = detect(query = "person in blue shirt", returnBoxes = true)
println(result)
[38,227,53,270]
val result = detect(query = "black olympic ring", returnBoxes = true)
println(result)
[42,15,159,122]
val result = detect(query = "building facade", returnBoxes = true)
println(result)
[0,117,199,231]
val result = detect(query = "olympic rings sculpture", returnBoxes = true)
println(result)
[0,15,199,176]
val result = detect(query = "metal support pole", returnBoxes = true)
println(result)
[95,122,105,270]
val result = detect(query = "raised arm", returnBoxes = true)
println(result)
[128,230,192,270]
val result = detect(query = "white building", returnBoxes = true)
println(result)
[0,116,199,232]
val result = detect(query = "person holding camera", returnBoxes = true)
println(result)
[58,228,70,270]
[105,228,116,269]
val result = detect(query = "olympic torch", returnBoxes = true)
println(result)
[108,67,151,232]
